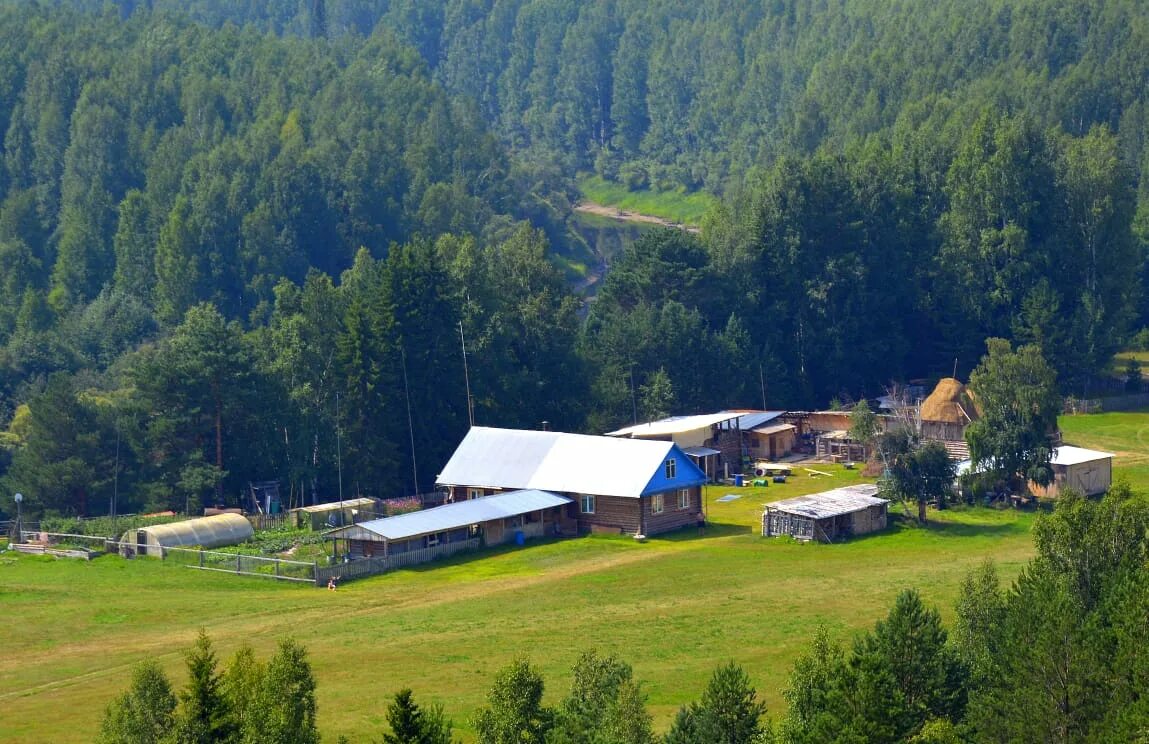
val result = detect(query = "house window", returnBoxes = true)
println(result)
[468,488,482,500]
[751,439,760,449]
[665,458,677,479]
[652,493,664,514]
[426,532,442,547]
[581,494,595,513]
[678,488,690,509]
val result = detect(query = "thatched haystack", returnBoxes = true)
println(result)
[920,378,979,423]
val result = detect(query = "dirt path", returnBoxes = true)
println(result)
[575,202,700,234]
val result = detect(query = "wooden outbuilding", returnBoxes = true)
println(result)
[291,497,379,530]
[1028,446,1114,497]
[762,484,888,542]
[919,378,979,459]
[325,489,573,560]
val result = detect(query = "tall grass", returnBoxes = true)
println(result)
[579,175,715,225]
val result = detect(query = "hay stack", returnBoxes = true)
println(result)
[920,378,979,423]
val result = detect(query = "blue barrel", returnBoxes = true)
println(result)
[514,530,525,546]
[734,474,744,487]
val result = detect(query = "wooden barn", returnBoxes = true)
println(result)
[1028,446,1114,497]
[437,426,708,537]
[762,484,888,542]
[919,378,979,459]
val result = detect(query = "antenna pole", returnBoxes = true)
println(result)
[335,391,343,511]
[759,363,767,410]
[953,357,959,379]
[459,321,474,427]
[401,345,420,496]
[629,365,638,424]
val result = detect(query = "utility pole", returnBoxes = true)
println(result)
[401,346,420,496]
[629,365,638,424]
[459,321,474,427]
[335,392,343,514]
[111,421,120,537]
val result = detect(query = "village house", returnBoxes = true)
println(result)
[436,426,708,536]
[606,410,795,479]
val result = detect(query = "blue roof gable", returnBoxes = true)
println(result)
[640,444,708,495]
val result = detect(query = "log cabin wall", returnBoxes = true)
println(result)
[577,494,641,534]
[644,486,702,535]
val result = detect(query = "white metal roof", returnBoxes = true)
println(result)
[1051,445,1114,466]
[683,445,721,457]
[732,411,785,430]
[765,484,886,520]
[328,490,572,541]
[293,497,376,514]
[957,446,1115,476]
[436,426,703,498]
[605,412,741,438]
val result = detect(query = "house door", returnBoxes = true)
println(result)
[768,436,776,460]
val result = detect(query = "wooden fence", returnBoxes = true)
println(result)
[1064,393,1149,414]
[13,532,317,584]
[314,538,481,586]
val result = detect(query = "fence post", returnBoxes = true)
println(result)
[199,549,204,568]
[275,559,280,578]
[236,555,242,574]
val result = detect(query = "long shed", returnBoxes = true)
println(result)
[122,513,254,556]
[326,489,573,559]
[762,484,887,542]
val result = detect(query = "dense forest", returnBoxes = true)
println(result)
[1,1,1148,517]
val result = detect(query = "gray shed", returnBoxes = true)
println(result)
[762,484,888,542]
[122,513,255,556]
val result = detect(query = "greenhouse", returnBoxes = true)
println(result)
[121,513,255,557]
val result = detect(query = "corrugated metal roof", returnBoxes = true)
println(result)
[750,423,796,436]
[1051,445,1114,466]
[329,490,572,541]
[731,411,785,430]
[683,445,721,457]
[294,497,376,514]
[605,412,741,437]
[765,484,886,520]
[437,427,707,498]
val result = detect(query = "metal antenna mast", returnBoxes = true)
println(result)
[459,321,474,427]
[401,345,420,495]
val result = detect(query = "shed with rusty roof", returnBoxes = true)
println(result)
[762,484,888,542]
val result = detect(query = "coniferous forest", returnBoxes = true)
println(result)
[2,0,1149,516]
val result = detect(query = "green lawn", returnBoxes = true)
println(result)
[0,462,1040,743]
[1059,410,1149,490]
[578,175,716,226]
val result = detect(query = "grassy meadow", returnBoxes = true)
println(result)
[578,175,716,226]
[0,461,1041,743]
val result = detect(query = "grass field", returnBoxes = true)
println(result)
[1060,410,1149,490]
[0,461,1041,743]
[578,175,716,226]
